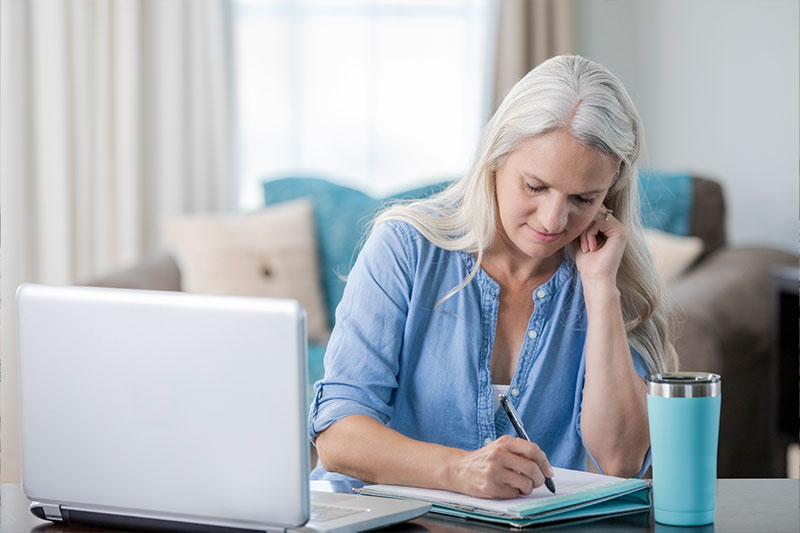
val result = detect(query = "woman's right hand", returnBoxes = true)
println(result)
[446,435,555,499]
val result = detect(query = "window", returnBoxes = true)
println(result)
[232,0,496,209]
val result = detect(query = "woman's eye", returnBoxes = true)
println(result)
[525,183,544,192]
[574,196,594,205]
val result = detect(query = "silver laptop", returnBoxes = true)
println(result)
[16,284,429,532]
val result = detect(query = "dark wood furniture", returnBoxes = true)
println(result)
[770,265,800,477]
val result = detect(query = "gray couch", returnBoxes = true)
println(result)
[88,177,797,478]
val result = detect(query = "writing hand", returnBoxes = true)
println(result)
[446,435,554,499]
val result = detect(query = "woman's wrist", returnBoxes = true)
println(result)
[442,448,468,490]
[581,277,620,305]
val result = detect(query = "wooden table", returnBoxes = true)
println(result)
[2,480,798,532]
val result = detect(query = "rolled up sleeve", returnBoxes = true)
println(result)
[308,221,414,443]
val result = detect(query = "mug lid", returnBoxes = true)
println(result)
[646,372,721,398]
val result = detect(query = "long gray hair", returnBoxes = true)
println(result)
[373,54,678,374]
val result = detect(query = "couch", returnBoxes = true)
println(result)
[87,174,797,478]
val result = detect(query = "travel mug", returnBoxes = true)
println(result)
[646,372,721,526]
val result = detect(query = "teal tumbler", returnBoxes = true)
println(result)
[646,372,721,526]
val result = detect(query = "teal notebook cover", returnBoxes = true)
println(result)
[356,468,651,528]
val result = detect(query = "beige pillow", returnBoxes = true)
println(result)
[161,199,330,343]
[643,228,704,284]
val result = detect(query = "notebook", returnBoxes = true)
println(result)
[356,467,651,528]
[16,284,430,532]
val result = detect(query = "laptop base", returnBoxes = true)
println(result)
[30,503,273,533]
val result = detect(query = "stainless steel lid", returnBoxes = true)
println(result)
[646,372,721,398]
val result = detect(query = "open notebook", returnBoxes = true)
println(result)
[356,467,651,528]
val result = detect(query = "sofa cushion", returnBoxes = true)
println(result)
[160,198,330,343]
[263,177,449,327]
[643,229,704,284]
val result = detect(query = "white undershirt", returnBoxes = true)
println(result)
[491,384,510,413]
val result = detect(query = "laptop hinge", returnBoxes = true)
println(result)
[42,504,64,521]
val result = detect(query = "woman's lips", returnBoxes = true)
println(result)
[526,225,564,244]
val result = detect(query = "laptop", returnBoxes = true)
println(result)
[16,284,430,532]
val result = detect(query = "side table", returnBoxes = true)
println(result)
[770,264,799,477]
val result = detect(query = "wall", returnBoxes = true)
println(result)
[575,0,798,252]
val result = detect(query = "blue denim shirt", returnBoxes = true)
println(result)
[308,220,651,480]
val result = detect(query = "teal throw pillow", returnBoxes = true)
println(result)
[263,177,450,329]
[638,171,693,236]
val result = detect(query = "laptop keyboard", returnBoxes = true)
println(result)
[309,503,365,522]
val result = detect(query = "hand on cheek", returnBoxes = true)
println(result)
[580,225,605,254]
[574,206,627,284]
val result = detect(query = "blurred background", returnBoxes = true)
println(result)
[1,0,798,483]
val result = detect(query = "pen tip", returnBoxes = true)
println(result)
[545,477,556,494]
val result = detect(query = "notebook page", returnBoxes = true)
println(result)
[361,467,627,517]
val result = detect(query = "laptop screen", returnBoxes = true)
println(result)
[17,284,310,530]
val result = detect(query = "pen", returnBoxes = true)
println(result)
[499,394,556,494]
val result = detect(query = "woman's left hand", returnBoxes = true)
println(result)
[574,206,628,284]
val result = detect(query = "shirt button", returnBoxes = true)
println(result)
[536,289,546,299]
[484,437,492,446]
[528,330,537,339]
[511,387,520,397]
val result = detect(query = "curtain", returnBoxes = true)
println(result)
[493,0,574,109]
[0,0,234,482]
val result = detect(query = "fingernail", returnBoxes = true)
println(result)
[547,465,555,477]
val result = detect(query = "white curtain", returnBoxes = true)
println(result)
[1,0,235,482]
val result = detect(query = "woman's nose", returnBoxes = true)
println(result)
[539,198,569,233]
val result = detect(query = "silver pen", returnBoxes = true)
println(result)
[499,394,556,494]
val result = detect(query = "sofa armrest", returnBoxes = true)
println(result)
[83,253,181,291]
[670,246,796,369]
[669,245,797,476]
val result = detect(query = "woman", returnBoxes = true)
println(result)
[308,55,678,499]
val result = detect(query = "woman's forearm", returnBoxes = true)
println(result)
[317,414,557,499]
[580,280,650,477]
[315,414,465,488]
